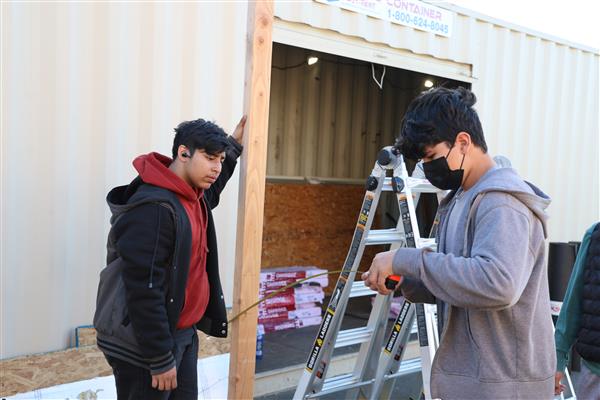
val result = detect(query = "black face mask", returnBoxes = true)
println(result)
[422,146,465,191]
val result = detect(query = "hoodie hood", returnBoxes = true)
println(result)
[106,152,202,222]
[441,166,551,238]
[133,152,202,202]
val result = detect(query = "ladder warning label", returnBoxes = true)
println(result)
[416,305,429,347]
[384,301,411,353]
[399,198,416,248]
[306,310,334,371]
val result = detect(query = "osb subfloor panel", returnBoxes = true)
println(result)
[0,331,230,398]
[262,182,388,294]
[0,346,111,398]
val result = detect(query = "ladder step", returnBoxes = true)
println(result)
[383,357,422,380]
[364,228,405,245]
[335,327,374,348]
[321,373,357,392]
[305,358,422,399]
[305,374,374,398]
[349,280,376,298]
[381,177,441,193]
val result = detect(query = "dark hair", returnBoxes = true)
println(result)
[172,118,230,159]
[395,86,487,160]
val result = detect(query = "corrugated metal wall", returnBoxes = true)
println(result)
[1,2,248,359]
[268,43,417,178]
[3,1,598,359]
[267,43,466,179]
[273,1,599,243]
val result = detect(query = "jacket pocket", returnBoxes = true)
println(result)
[467,308,518,382]
[93,258,123,335]
[436,308,479,378]
[108,275,140,347]
[94,258,139,349]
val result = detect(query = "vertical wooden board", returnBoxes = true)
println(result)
[349,64,369,179]
[228,1,273,399]
[365,73,383,171]
[282,46,305,176]
[333,62,354,178]
[267,43,287,176]
[316,56,338,177]
[300,50,322,177]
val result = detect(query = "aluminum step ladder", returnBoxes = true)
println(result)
[293,146,443,400]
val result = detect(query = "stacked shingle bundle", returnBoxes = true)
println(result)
[257,266,328,333]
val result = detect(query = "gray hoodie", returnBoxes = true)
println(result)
[393,167,555,399]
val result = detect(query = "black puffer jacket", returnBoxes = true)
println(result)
[94,137,242,374]
[576,223,600,362]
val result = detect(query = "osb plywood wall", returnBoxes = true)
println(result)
[261,182,389,293]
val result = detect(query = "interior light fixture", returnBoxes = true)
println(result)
[307,56,319,66]
[424,79,434,88]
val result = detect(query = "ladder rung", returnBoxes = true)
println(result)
[381,177,441,193]
[305,374,374,398]
[382,180,394,192]
[349,280,376,298]
[306,358,423,399]
[383,357,422,380]
[364,229,405,245]
[321,373,356,392]
[335,327,374,348]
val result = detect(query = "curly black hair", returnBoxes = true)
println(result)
[395,86,487,160]
[172,118,230,159]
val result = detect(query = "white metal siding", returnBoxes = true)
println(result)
[1,2,248,359]
[273,1,599,243]
[2,0,598,359]
[267,43,442,179]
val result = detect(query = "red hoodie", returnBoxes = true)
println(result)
[133,152,210,329]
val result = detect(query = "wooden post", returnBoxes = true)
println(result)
[228,1,273,399]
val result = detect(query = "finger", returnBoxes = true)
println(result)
[376,270,388,293]
[152,375,158,389]
[158,377,165,391]
[367,267,377,288]
[361,271,369,281]
[394,275,404,289]
[172,375,178,390]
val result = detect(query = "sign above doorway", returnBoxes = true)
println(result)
[315,0,455,37]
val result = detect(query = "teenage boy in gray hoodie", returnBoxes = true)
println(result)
[362,87,555,399]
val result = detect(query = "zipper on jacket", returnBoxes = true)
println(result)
[158,202,180,294]
[148,203,162,289]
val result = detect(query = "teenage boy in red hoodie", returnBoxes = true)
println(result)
[94,116,246,399]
